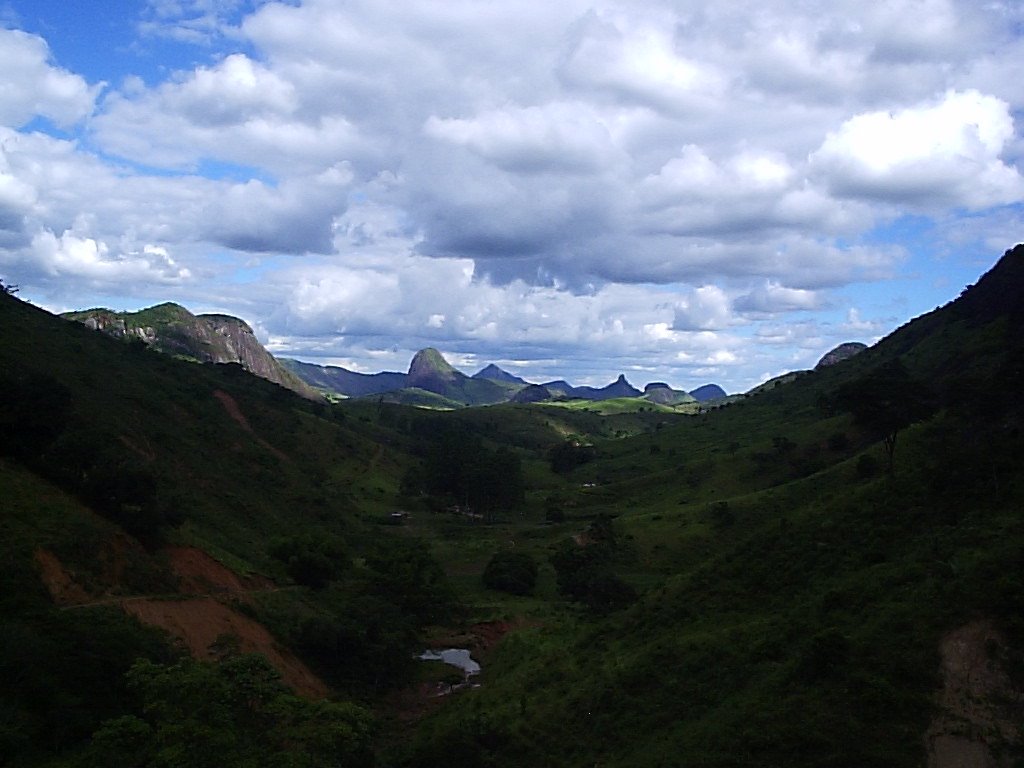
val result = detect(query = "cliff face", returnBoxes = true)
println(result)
[65,304,320,400]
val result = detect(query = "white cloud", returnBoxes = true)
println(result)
[0,29,99,128]
[735,281,823,314]
[672,285,733,331]
[559,9,726,114]
[2,2,1023,392]
[28,228,191,284]
[424,102,619,175]
[811,89,1024,208]
[167,54,297,126]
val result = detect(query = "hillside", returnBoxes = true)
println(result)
[395,246,1024,767]
[0,291,464,766]
[281,357,407,397]
[2,245,1023,768]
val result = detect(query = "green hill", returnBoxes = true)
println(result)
[2,245,1023,767]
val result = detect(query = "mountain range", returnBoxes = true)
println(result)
[283,351,729,407]
[64,303,733,408]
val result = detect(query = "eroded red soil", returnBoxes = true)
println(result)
[36,544,329,699]
[123,597,329,699]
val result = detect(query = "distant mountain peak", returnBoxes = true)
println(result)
[473,363,526,384]
[689,383,727,402]
[407,348,460,383]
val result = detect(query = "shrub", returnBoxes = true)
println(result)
[482,551,538,596]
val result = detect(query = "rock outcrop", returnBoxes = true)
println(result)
[815,342,867,369]
[65,303,320,399]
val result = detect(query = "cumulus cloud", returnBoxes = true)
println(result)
[0,29,99,128]
[202,163,353,253]
[735,281,824,314]
[811,90,1024,208]
[672,285,733,331]
[27,228,191,284]
[559,8,726,114]
[1,1,1023,391]
[424,102,618,175]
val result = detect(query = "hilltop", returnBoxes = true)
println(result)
[64,303,319,399]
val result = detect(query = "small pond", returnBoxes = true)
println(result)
[418,648,481,677]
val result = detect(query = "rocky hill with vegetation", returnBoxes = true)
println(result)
[64,303,319,399]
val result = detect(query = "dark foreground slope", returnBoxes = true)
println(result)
[398,247,1024,768]
[0,293,459,767]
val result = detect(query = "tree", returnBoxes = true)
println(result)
[482,551,538,595]
[835,360,936,474]
[85,655,375,768]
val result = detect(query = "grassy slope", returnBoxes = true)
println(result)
[396,250,1024,767]
[0,293,445,763]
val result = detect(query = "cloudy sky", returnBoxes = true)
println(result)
[1,0,1022,392]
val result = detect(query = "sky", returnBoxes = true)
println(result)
[1,0,1022,393]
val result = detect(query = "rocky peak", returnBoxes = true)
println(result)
[815,342,867,369]
[473,363,525,384]
[407,348,461,385]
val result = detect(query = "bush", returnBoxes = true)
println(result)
[548,440,596,474]
[268,534,349,589]
[482,551,538,596]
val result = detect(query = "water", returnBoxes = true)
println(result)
[419,648,481,677]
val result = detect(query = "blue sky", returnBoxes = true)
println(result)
[1,0,1022,391]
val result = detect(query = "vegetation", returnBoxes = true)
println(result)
[482,551,538,596]
[2,246,1024,767]
[84,654,375,768]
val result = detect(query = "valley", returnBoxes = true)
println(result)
[2,246,1023,767]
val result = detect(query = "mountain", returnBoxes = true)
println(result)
[815,341,867,369]
[688,383,728,401]
[407,347,461,388]
[284,349,718,409]
[577,373,642,400]
[539,374,642,401]
[280,358,407,398]
[393,348,514,406]
[473,363,528,385]
[643,382,697,406]
[511,383,553,403]
[64,303,319,399]
[541,379,575,397]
